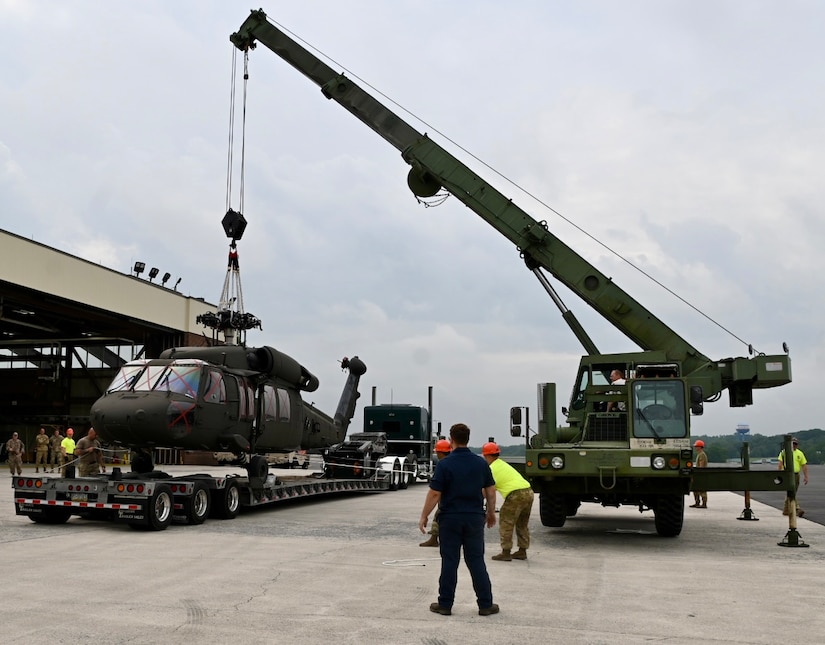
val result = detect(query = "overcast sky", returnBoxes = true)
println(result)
[2,1,821,442]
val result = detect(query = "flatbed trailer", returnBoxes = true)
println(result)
[13,466,390,531]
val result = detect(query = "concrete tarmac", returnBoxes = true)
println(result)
[2,464,824,645]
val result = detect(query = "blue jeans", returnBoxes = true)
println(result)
[437,513,493,608]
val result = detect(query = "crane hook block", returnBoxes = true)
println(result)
[222,209,247,241]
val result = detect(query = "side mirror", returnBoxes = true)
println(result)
[510,406,523,437]
[690,385,704,416]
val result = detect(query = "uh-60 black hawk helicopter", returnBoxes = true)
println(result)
[90,209,369,485]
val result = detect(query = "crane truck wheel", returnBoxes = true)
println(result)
[565,498,581,517]
[185,481,211,525]
[539,490,567,528]
[211,479,241,520]
[653,494,684,537]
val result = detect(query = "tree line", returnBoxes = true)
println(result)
[481,428,825,465]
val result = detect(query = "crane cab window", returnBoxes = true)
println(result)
[632,380,686,438]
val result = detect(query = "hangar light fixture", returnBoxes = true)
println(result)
[161,272,171,286]
[133,262,145,277]
[148,267,159,282]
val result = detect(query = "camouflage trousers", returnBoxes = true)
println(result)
[429,509,441,537]
[78,462,101,477]
[7,454,22,475]
[35,450,49,470]
[499,487,534,551]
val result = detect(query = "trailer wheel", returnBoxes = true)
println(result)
[29,508,72,524]
[653,494,684,537]
[186,481,211,525]
[388,459,401,491]
[398,458,413,490]
[211,479,241,520]
[539,490,567,528]
[147,484,173,531]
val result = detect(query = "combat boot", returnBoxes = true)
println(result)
[419,534,439,547]
[492,550,512,561]
[511,548,527,560]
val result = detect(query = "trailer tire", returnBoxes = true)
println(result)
[653,494,684,537]
[186,481,211,525]
[29,508,72,524]
[388,459,402,491]
[146,484,174,531]
[539,490,567,528]
[211,479,241,520]
[399,458,413,489]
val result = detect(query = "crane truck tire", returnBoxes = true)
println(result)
[539,489,567,528]
[653,494,684,537]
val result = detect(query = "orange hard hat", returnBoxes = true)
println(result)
[693,439,704,448]
[435,439,451,453]
[482,441,500,456]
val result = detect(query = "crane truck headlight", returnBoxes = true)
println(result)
[550,455,564,470]
[651,456,666,470]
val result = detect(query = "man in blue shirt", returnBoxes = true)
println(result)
[419,423,499,616]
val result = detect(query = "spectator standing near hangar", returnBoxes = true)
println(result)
[34,428,50,473]
[6,432,24,476]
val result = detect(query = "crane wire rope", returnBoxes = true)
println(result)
[267,18,763,355]
[226,48,250,216]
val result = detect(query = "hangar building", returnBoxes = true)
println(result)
[0,228,218,452]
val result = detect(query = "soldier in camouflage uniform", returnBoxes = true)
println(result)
[75,428,106,477]
[49,429,64,472]
[34,428,50,473]
[419,439,452,547]
[6,432,25,476]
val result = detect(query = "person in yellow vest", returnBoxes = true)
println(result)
[419,439,452,547]
[34,428,50,473]
[61,428,76,478]
[482,442,534,562]
[778,438,809,518]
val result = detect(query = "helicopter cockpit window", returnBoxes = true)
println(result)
[632,380,687,438]
[131,365,170,392]
[158,364,201,398]
[238,380,255,421]
[106,362,148,393]
[203,371,226,404]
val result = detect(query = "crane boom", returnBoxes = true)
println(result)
[230,10,790,405]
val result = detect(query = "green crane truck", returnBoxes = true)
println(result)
[230,10,794,537]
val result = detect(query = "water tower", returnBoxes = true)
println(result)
[735,423,750,442]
